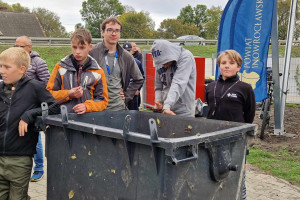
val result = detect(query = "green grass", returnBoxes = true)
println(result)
[286,103,300,108]
[33,46,71,72]
[0,45,71,72]
[2,44,300,72]
[247,146,300,184]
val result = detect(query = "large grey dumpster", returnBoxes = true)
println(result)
[38,109,256,200]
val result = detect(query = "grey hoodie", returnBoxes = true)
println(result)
[152,40,196,117]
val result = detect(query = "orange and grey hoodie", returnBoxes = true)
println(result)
[47,54,108,113]
[152,40,197,117]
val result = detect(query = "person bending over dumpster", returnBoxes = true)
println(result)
[151,39,196,117]
[0,47,60,199]
[205,49,256,200]
[47,29,108,114]
[89,17,143,111]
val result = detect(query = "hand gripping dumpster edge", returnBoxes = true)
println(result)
[35,104,256,200]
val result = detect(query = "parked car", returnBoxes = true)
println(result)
[175,35,206,46]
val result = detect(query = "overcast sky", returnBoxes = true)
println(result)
[5,0,228,32]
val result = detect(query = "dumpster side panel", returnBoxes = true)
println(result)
[162,138,246,200]
[46,127,162,199]
[46,122,248,200]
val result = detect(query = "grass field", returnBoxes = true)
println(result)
[2,44,300,72]
[247,146,300,185]
[0,45,71,72]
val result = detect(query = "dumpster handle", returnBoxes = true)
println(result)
[149,118,163,175]
[205,134,242,182]
[123,115,134,166]
[61,105,72,148]
[41,102,48,120]
[170,144,198,165]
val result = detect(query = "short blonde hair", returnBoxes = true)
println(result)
[217,50,243,67]
[0,47,30,69]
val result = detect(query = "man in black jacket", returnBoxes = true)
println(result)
[130,42,143,64]
[0,47,60,199]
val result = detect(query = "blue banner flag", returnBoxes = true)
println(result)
[216,0,275,102]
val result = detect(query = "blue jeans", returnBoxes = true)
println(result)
[33,133,44,172]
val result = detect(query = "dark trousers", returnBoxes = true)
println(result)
[0,155,32,200]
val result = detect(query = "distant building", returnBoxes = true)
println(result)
[0,11,45,37]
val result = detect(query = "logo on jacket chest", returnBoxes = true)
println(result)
[227,93,238,98]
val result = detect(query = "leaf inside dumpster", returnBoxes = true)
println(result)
[187,182,194,190]
[68,190,75,199]
[89,172,93,177]
[71,154,77,159]
[157,118,160,125]
[88,151,91,156]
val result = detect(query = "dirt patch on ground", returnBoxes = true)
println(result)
[252,106,300,156]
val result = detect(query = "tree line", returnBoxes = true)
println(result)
[0,0,299,40]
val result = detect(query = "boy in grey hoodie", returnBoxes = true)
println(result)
[151,40,196,117]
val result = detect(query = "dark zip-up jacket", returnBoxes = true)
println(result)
[0,77,60,156]
[205,75,255,123]
[89,42,144,103]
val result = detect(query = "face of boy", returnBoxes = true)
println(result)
[101,22,121,46]
[219,55,241,80]
[0,59,26,84]
[71,39,92,65]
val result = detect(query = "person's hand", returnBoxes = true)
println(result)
[154,101,163,110]
[162,109,176,116]
[69,87,83,99]
[73,103,87,115]
[120,89,125,102]
[18,120,28,136]
[135,90,140,95]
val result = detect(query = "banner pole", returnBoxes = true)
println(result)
[279,0,298,134]
[271,0,282,135]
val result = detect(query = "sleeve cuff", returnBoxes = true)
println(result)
[163,104,171,111]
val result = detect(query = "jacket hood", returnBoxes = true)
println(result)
[151,40,182,67]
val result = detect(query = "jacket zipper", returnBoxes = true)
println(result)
[218,84,225,114]
[3,98,11,154]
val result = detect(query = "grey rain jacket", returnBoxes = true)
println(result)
[152,40,197,117]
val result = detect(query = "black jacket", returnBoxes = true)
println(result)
[205,75,256,123]
[132,51,143,64]
[0,77,60,156]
